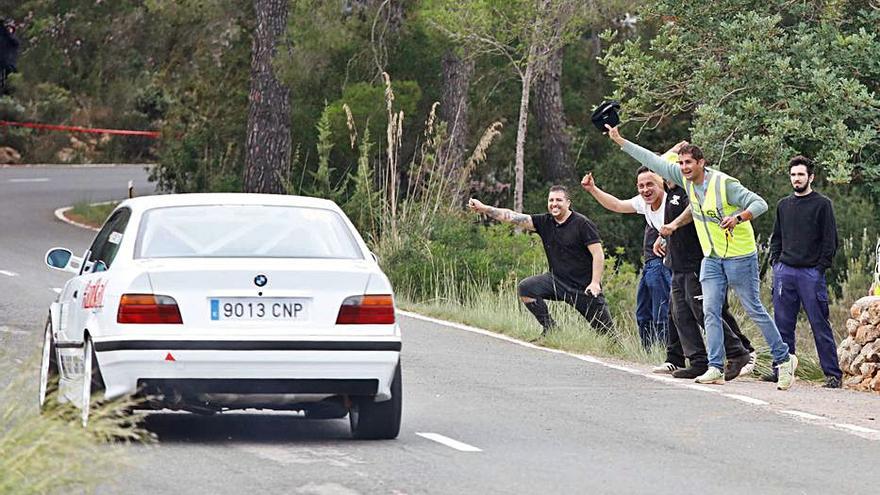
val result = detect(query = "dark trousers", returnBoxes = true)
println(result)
[772,263,842,379]
[669,270,752,368]
[664,308,685,368]
[518,273,614,334]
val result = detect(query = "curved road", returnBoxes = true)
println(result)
[1,165,878,494]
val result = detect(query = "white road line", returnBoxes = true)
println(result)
[723,394,769,406]
[0,270,18,277]
[683,383,723,393]
[604,364,640,374]
[644,374,679,384]
[399,310,878,441]
[833,423,879,434]
[416,432,482,452]
[0,326,29,335]
[781,410,826,421]
[8,178,50,183]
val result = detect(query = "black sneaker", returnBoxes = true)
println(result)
[724,353,751,381]
[823,376,842,389]
[760,370,779,383]
[672,366,708,379]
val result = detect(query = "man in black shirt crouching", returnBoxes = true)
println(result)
[468,186,614,338]
[770,155,842,388]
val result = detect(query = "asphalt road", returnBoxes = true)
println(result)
[1,165,878,494]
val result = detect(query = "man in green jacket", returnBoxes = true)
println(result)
[605,124,797,390]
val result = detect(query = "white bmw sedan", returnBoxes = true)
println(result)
[40,193,401,439]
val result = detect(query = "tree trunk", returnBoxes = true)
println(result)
[514,46,536,214]
[243,0,291,194]
[532,47,573,184]
[438,48,474,200]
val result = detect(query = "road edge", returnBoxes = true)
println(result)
[399,309,880,442]
[54,205,104,232]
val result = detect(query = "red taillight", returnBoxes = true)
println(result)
[117,294,183,324]
[336,294,395,324]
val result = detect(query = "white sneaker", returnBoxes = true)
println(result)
[652,362,679,374]
[695,366,725,384]
[777,354,798,391]
[738,351,757,377]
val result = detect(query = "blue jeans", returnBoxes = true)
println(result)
[636,258,672,349]
[700,253,789,369]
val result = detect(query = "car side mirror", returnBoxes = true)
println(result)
[45,247,82,274]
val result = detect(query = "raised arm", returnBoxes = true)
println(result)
[468,198,535,231]
[580,173,636,214]
[605,125,685,188]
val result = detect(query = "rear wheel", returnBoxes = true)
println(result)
[350,364,402,440]
[38,318,59,412]
[80,337,105,427]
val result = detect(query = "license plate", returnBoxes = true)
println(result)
[210,298,310,321]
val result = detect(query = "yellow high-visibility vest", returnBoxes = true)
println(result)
[685,169,757,258]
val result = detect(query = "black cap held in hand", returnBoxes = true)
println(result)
[591,100,621,133]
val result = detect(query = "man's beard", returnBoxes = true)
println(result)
[793,184,809,193]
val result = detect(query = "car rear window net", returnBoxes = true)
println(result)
[135,205,362,259]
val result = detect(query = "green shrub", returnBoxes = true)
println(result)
[379,211,547,299]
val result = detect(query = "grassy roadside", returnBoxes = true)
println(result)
[0,356,151,494]
[399,286,828,383]
[66,201,119,228]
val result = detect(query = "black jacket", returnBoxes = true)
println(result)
[0,26,20,70]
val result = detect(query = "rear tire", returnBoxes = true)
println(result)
[350,364,401,440]
[81,337,105,427]
[38,318,59,412]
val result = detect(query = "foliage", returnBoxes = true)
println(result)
[601,0,880,187]
[69,200,118,228]
[148,0,252,192]
[380,212,547,299]
[0,356,152,495]
[321,80,422,173]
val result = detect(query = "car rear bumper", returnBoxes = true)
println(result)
[94,339,400,403]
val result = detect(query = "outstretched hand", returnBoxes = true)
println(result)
[468,198,486,213]
[605,124,625,146]
[581,172,596,192]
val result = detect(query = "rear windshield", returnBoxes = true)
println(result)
[136,205,363,259]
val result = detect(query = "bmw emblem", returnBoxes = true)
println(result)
[254,274,268,287]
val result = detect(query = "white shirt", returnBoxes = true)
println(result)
[629,192,666,231]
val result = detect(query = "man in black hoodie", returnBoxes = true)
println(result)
[770,155,842,388]
[0,20,20,93]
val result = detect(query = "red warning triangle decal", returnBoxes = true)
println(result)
[165,352,176,361]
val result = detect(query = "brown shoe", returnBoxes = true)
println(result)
[724,353,751,381]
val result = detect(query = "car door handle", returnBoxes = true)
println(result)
[73,290,78,299]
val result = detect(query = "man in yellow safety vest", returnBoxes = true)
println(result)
[605,124,798,390]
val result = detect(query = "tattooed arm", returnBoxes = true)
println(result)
[468,198,535,231]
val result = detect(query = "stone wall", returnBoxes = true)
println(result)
[838,296,880,392]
